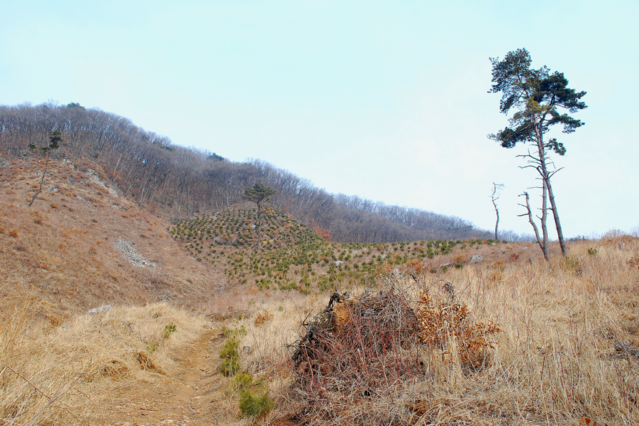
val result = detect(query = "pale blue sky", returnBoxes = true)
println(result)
[2,0,637,237]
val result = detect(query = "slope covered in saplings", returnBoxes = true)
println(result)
[171,206,506,293]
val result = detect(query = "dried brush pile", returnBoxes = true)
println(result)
[291,283,424,424]
[289,279,503,425]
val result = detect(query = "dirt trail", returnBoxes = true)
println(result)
[100,328,233,426]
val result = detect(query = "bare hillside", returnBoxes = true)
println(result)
[0,157,226,314]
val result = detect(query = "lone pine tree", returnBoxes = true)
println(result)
[488,48,587,259]
[28,130,62,207]
[243,182,276,252]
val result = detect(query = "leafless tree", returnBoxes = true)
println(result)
[491,183,504,240]
[518,191,549,261]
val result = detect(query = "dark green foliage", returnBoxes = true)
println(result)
[243,182,276,205]
[220,337,240,376]
[238,389,275,419]
[489,48,587,154]
[220,326,246,376]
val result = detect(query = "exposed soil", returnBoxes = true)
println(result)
[98,328,231,426]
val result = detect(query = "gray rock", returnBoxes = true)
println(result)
[214,237,223,244]
[334,260,344,267]
[88,304,112,314]
[619,243,626,250]
[114,239,157,268]
[470,255,482,263]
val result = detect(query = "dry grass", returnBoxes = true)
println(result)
[2,156,638,424]
[0,157,226,311]
[234,236,639,425]
[0,295,208,425]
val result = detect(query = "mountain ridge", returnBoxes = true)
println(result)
[0,101,501,243]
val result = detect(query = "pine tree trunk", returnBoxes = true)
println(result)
[256,202,262,252]
[492,193,500,240]
[540,179,550,261]
[533,118,567,257]
[29,155,50,207]
[545,177,567,256]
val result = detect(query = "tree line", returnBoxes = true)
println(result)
[0,101,494,243]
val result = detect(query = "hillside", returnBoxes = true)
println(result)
[0,157,226,313]
[0,102,494,243]
[170,206,506,293]
[2,154,639,426]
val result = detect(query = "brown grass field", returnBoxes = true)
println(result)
[1,157,639,425]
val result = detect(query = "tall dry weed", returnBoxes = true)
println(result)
[0,299,208,425]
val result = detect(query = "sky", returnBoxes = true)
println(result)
[1,0,638,238]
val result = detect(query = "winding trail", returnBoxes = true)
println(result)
[101,329,233,426]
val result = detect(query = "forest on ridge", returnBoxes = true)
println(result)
[0,101,500,243]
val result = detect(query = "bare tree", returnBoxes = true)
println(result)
[518,191,549,261]
[491,183,504,240]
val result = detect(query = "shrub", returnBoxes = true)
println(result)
[239,389,275,419]
[219,337,240,376]
[162,322,176,339]
[233,373,254,390]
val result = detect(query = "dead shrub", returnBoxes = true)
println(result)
[291,285,422,424]
[32,211,43,224]
[97,360,128,380]
[405,258,423,272]
[416,291,500,369]
[254,310,274,327]
[486,268,503,283]
[135,351,165,374]
[8,229,18,238]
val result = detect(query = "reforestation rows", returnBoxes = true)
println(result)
[169,207,501,292]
